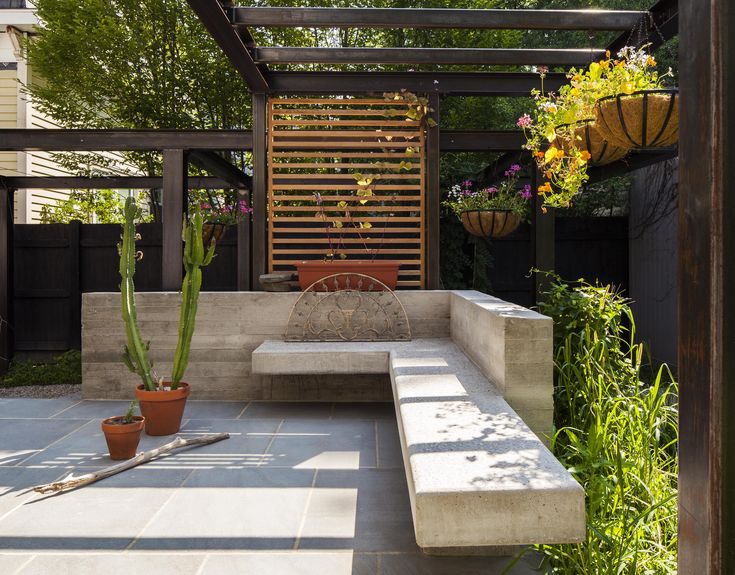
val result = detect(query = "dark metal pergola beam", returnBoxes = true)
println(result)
[0,176,231,189]
[189,151,252,189]
[0,129,254,151]
[186,0,269,93]
[255,47,605,67]
[233,7,646,31]
[267,71,565,96]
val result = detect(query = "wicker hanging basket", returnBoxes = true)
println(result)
[595,88,679,149]
[460,210,521,239]
[202,222,227,247]
[554,119,629,165]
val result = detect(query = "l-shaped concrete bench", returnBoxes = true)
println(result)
[252,291,586,553]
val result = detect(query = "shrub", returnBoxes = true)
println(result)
[1,350,82,387]
[531,276,678,574]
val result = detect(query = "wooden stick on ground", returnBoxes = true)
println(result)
[32,433,230,495]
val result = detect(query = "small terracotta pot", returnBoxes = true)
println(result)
[295,261,400,291]
[101,416,145,460]
[134,383,190,436]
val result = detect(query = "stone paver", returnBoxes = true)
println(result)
[0,400,541,574]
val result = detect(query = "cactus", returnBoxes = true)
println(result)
[170,207,216,388]
[119,196,156,391]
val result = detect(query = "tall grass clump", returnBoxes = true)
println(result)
[535,276,678,574]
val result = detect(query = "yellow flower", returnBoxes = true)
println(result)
[542,206,548,214]
[538,182,552,194]
[555,148,565,160]
[544,147,559,164]
[647,56,656,67]
[535,151,545,159]
[544,170,553,179]
[600,60,610,70]
[616,61,625,69]
[605,50,611,58]
[621,81,636,95]
[570,88,580,97]
[580,150,592,162]
[572,74,582,83]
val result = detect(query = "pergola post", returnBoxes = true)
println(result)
[678,0,735,572]
[0,188,14,375]
[426,93,441,289]
[251,93,268,290]
[236,187,251,290]
[162,149,188,291]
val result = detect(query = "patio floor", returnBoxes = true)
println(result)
[0,398,542,574]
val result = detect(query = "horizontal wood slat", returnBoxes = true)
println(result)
[268,96,426,288]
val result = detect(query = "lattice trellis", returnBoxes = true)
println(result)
[267,97,426,288]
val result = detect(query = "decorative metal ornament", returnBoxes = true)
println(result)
[285,273,412,342]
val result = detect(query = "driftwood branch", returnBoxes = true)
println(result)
[32,433,230,495]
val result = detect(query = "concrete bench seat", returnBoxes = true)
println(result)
[253,338,585,551]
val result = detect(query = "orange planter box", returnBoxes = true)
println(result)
[295,261,400,291]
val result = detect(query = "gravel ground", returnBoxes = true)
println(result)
[0,384,82,399]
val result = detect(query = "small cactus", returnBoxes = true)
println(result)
[170,207,216,388]
[119,196,156,391]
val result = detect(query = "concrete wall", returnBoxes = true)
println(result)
[82,291,451,401]
[449,291,554,439]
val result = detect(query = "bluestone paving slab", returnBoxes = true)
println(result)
[0,398,81,419]
[0,554,33,574]
[0,484,178,550]
[0,467,72,519]
[376,419,403,469]
[331,402,395,420]
[50,400,132,420]
[14,553,206,575]
[299,487,359,540]
[200,552,355,575]
[183,466,315,489]
[310,469,416,552]
[241,401,334,420]
[265,420,376,469]
[136,484,313,550]
[0,419,91,467]
[182,401,248,420]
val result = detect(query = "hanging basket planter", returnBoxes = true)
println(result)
[202,222,227,247]
[595,88,679,149]
[460,210,521,239]
[554,119,629,166]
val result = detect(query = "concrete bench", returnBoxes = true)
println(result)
[253,336,585,551]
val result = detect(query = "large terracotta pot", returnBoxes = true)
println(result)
[595,88,679,149]
[460,210,521,238]
[134,383,190,436]
[554,120,629,165]
[295,260,400,291]
[101,415,145,460]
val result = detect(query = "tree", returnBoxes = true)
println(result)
[39,190,151,224]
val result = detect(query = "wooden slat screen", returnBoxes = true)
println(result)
[267,97,426,288]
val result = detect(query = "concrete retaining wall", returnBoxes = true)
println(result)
[82,291,450,401]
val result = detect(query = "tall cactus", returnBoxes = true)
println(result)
[170,208,216,388]
[119,196,156,391]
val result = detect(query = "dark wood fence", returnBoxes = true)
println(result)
[11,216,627,356]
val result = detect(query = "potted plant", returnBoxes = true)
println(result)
[119,196,215,435]
[197,193,253,247]
[520,46,675,208]
[593,46,677,148]
[101,401,145,460]
[442,164,532,238]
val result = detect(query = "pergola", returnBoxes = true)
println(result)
[0,0,732,571]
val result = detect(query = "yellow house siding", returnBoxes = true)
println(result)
[0,69,20,220]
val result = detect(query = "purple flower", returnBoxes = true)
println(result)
[223,205,232,213]
[462,180,473,189]
[510,164,522,173]
[520,185,532,199]
[487,187,498,195]
[516,114,533,129]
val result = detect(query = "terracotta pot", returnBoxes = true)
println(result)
[595,89,679,149]
[202,223,227,247]
[460,210,521,238]
[554,120,629,165]
[101,415,145,460]
[295,261,400,291]
[134,383,190,436]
